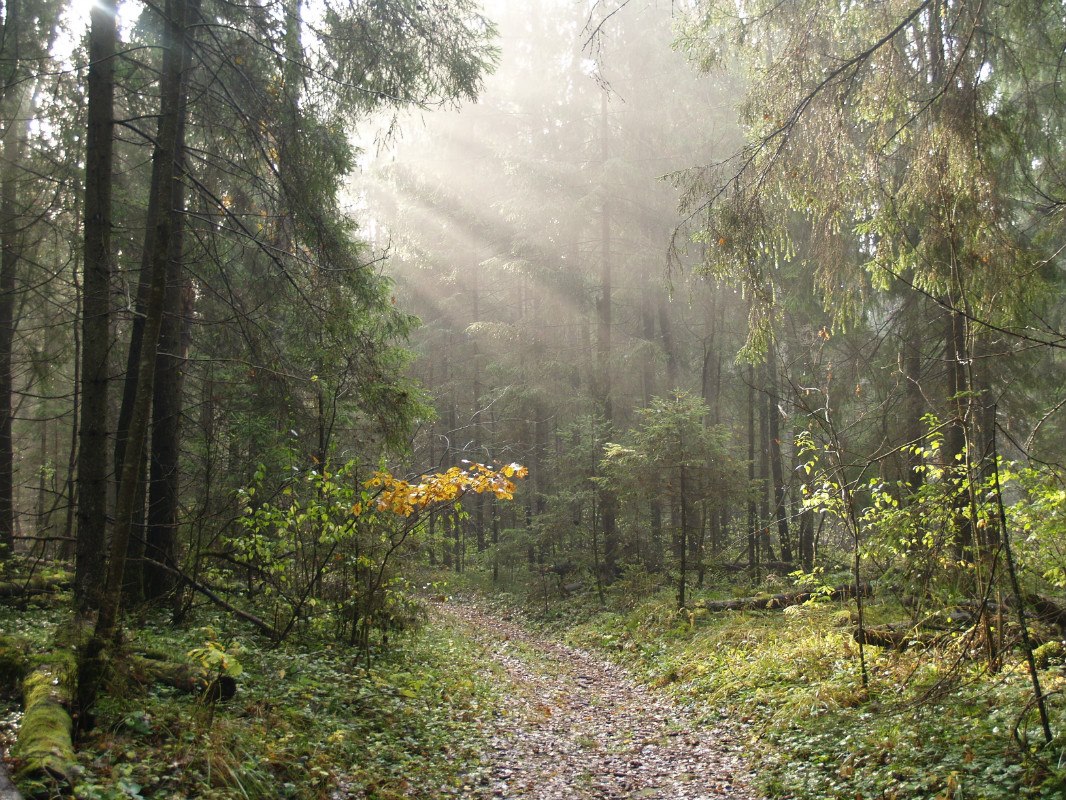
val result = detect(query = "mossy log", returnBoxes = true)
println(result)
[715,561,796,575]
[854,623,950,651]
[1025,594,1066,636]
[0,574,71,599]
[13,649,77,796]
[128,655,236,702]
[856,617,1057,653]
[695,582,871,612]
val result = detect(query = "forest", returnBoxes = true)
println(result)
[1,0,1066,797]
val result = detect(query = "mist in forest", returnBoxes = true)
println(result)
[356,0,748,505]
[5,0,1066,794]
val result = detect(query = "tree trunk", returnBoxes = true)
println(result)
[597,88,617,581]
[971,333,997,550]
[96,0,190,641]
[697,582,871,612]
[677,458,688,609]
[766,337,791,562]
[75,0,118,615]
[658,293,678,390]
[903,292,925,495]
[0,7,28,557]
[145,3,197,601]
[758,363,776,563]
[944,308,972,559]
[641,289,656,403]
[747,365,757,573]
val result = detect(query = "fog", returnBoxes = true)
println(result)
[354,0,747,471]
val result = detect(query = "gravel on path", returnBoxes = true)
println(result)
[438,601,763,800]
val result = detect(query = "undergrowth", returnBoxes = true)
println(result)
[452,570,1066,800]
[1,601,502,800]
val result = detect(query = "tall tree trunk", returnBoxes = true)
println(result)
[76,0,118,614]
[641,288,655,403]
[491,494,499,583]
[944,308,972,559]
[145,12,197,595]
[638,283,662,569]
[903,292,925,495]
[597,87,617,581]
[145,91,193,601]
[658,294,678,390]
[113,183,159,603]
[61,197,82,562]
[795,420,815,570]
[676,407,690,609]
[747,365,757,573]
[766,337,791,563]
[97,0,190,639]
[0,65,27,558]
[700,290,722,426]
[758,364,776,563]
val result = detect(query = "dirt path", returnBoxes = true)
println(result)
[438,601,761,800]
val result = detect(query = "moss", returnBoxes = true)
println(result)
[14,657,78,795]
[1033,640,1064,669]
[0,638,28,695]
[0,573,71,598]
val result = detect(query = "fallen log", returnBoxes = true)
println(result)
[13,649,77,796]
[127,655,236,702]
[714,561,795,575]
[856,617,1058,654]
[696,582,871,612]
[854,623,951,651]
[0,574,71,599]
[142,557,277,639]
[1025,594,1066,636]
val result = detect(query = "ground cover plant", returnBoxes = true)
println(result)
[553,583,1066,799]
[1,597,503,800]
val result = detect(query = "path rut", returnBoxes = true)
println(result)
[439,601,761,800]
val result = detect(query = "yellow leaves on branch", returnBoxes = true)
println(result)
[366,461,528,517]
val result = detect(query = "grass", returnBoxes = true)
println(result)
[451,570,1066,800]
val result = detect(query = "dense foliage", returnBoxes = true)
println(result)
[3,0,1066,797]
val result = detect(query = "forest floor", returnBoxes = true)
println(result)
[439,599,760,800]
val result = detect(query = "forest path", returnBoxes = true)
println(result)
[436,600,760,800]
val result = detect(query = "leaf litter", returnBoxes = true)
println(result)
[438,601,763,800]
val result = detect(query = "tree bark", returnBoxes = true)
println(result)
[145,0,197,601]
[597,87,617,581]
[96,0,189,641]
[0,573,71,597]
[758,363,776,563]
[766,337,791,562]
[944,308,973,559]
[75,0,118,615]
[902,291,925,495]
[0,0,26,557]
[128,654,236,700]
[746,365,757,572]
